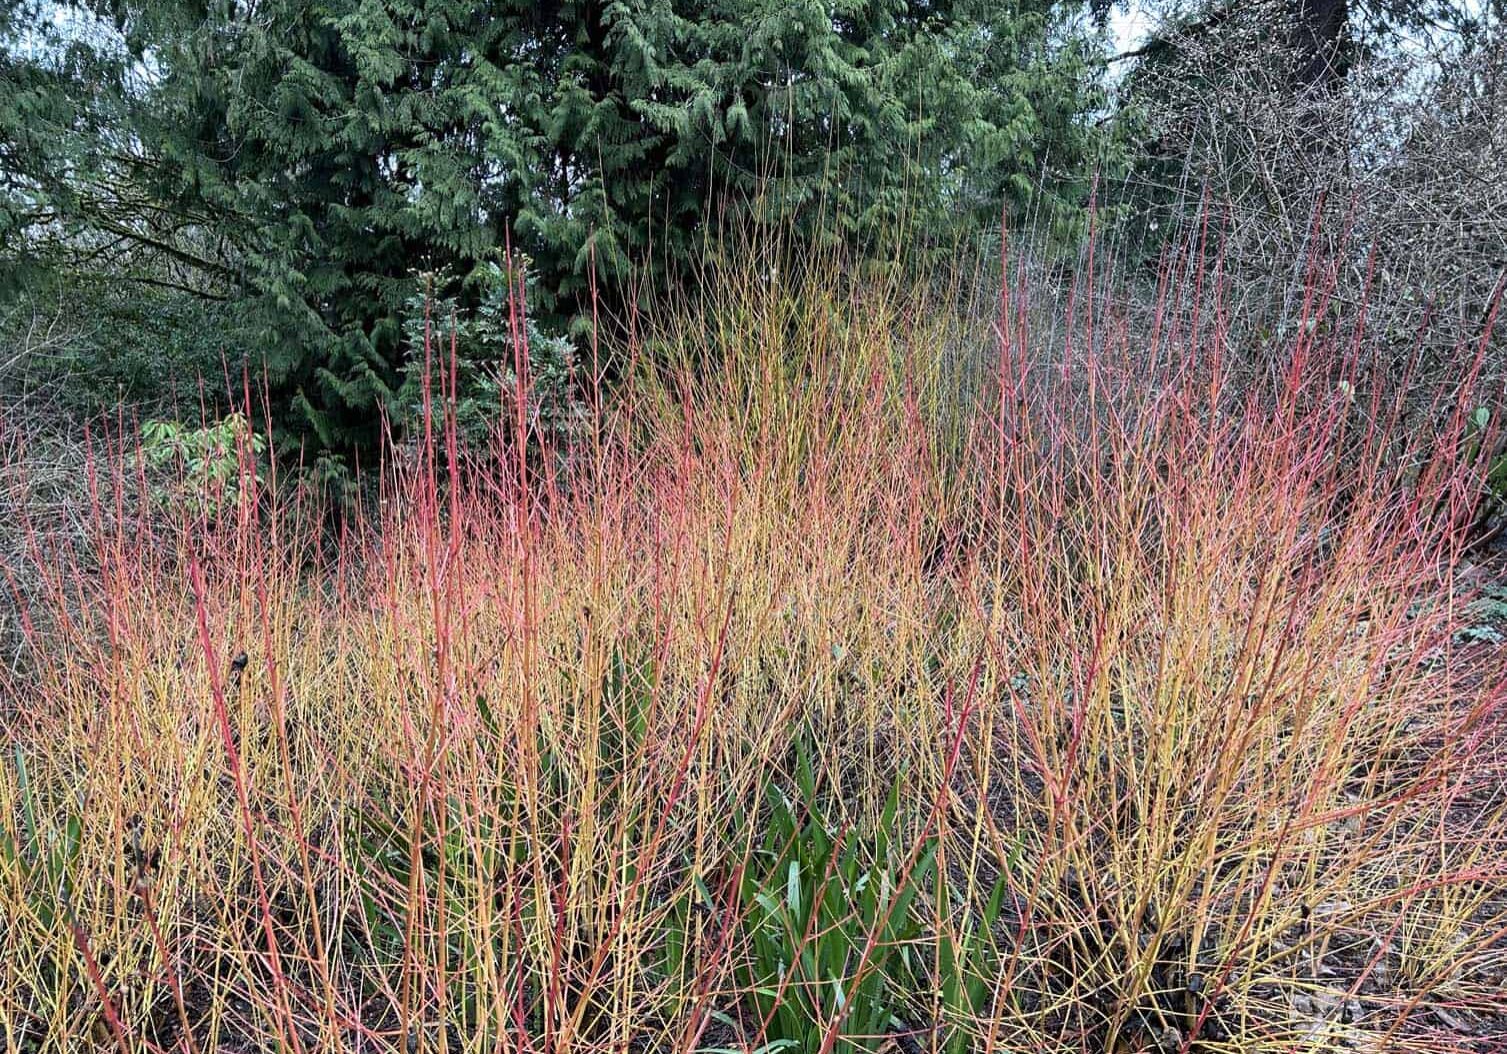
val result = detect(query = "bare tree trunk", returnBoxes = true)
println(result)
[1291,0,1350,92]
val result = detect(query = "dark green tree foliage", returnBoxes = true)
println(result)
[3,0,1108,456]
[1,3,137,288]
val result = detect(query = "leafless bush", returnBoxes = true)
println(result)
[1112,1,1506,396]
[0,299,102,677]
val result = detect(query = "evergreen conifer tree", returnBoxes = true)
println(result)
[3,0,1110,455]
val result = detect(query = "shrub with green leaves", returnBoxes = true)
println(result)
[136,412,265,517]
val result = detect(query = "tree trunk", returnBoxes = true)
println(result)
[1291,0,1350,92]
